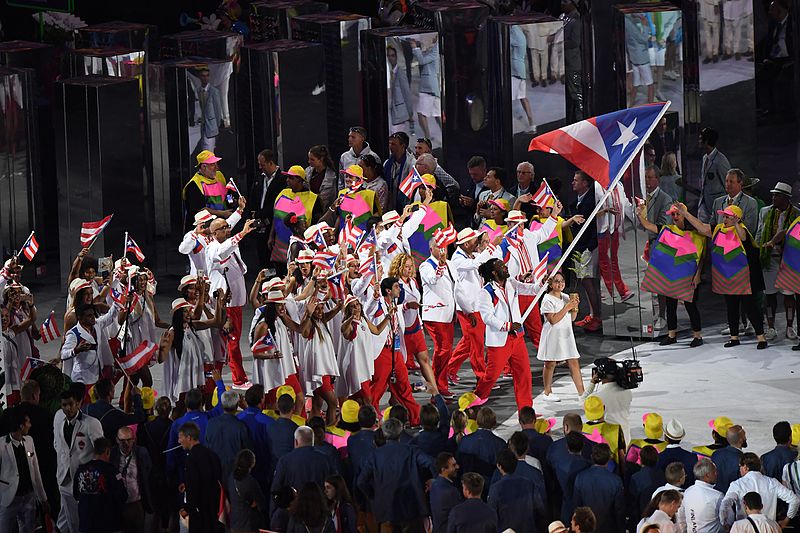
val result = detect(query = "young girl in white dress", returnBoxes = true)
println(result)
[537,271,585,402]
[299,295,343,425]
[159,291,225,402]
[338,295,390,404]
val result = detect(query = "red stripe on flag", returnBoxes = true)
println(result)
[529,131,611,188]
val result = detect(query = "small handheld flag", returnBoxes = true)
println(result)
[81,214,114,248]
[312,250,337,270]
[433,224,457,249]
[398,168,426,198]
[251,331,277,355]
[532,252,550,287]
[20,232,39,261]
[117,341,158,374]
[39,311,61,344]
[225,178,241,196]
[20,357,47,381]
[531,182,555,208]
[326,270,348,300]
[124,233,146,262]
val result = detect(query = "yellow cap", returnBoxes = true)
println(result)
[792,424,800,447]
[534,417,556,434]
[341,399,360,424]
[421,173,437,188]
[276,385,296,402]
[584,396,605,421]
[488,198,510,212]
[343,165,364,179]
[382,406,393,422]
[458,392,478,411]
[140,387,155,411]
[643,412,664,440]
[211,385,232,407]
[283,165,307,181]
[709,416,734,438]
[196,150,221,166]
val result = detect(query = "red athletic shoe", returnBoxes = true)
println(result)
[575,315,593,327]
[583,317,603,332]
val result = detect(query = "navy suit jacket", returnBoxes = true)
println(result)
[236,407,274,489]
[761,445,798,481]
[347,430,376,508]
[356,440,435,523]
[711,446,742,494]
[272,446,335,493]
[558,455,591,523]
[627,466,666,528]
[523,428,553,466]
[446,499,497,533]
[457,430,506,487]
[430,476,462,533]
[657,445,698,486]
[205,413,253,479]
[412,395,452,459]
[573,466,625,533]
[268,418,298,466]
[488,475,538,533]
[490,461,547,518]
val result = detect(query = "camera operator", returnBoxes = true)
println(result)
[584,357,633,445]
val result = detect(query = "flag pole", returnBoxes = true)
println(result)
[114,359,136,388]
[520,102,672,322]
[123,231,128,260]
[15,231,35,260]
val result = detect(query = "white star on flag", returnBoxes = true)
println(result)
[611,117,639,153]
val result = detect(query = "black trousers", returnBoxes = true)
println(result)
[665,287,702,332]
[725,294,765,336]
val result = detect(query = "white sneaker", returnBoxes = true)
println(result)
[654,317,666,330]
[744,323,756,336]
[787,327,797,340]
[720,326,731,335]
[765,328,777,341]
[232,381,253,390]
[542,392,560,402]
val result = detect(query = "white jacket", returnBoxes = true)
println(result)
[53,410,104,486]
[178,211,242,274]
[476,278,538,347]
[398,277,422,330]
[450,247,493,314]
[678,480,723,533]
[206,232,248,308]
[419,256,456,323]
[730,514,781,533]
[721,471,800,527]
[0,435,47,506]
[60,308,119,385]
[506,217,558,278]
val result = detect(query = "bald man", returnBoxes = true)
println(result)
[207,217,256,388]
[111,426,152,533]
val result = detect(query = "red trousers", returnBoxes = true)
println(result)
[424,321,455,394]
[224,306,249,385]
[449,312,486,381]
[598,231,629,297]
[370,346,420,425]
[518,295,542,348]
[474,333,533,410]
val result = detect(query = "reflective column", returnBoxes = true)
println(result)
[249,0,328,42]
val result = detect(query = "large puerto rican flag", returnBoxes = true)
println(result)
[528,102,670,189]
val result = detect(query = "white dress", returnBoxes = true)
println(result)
[250,308,297,393]
[173,328,206,397]
[336,318,380,397]
[301,321,339,395]
[537,293,580,361]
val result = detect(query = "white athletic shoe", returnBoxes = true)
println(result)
[720,326,731,335]
[765,328,777,341]
[744,323,756,336]
[654,317,666,330]
[787,327,797,340]
[542,392,561,403]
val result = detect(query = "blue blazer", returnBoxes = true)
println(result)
[490,461,547,518]
[523,428,554,465]
[761,446,798,481]
[627,466,666,529]
[457,430,506,488]
[657,445,698,486]
[573,466,625,533]
[271,446,335,493]
[711,446,742,494]
[558,455,591,523]
[412,395,452,459]
[268,418,299,466]
[236,407,275,489]
[356,440,435,523]
[347,430,376,508]
[488,475,538,533]
[205,413,253,479]
[430,476,462,533]
[446,499,497,533]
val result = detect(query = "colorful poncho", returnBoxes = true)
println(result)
[775,216,800,294]
[640,225,705,302]
[529,216,570,268]
[336,188,375,230]
[407,202,447,268]
[272,189,317,263]
[710,225,751,295]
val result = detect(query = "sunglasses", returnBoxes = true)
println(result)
[349,127,367,136]
[417,137,432,148]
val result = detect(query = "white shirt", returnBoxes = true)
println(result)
[637,509,677,533]
[419,256,456,323]
[678,480,723,533]
[450,246,493,313]
[654,482,685,498]
[781,460,800,496]
[584,379,632,445]
[720,471,800,527]
[730,514,781,533]
[206,232,248,308]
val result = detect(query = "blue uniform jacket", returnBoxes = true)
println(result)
[356,440,435,523]
[523,428,553,466]
[488,474,538,533]
[490,460,547,517]
[347,429,376,508]
[627,466,667,529]
[457,429,506,490]
[272,446,335,493]
[573,466,625,533]
[166,379,225,477]
[237,407,275,489]
[412,395,452,459]
[446,499,497,533]
[761,445,798,481]
[430,476,462,533]
[559,455,591,523]
[711,445,742,494]
[268,417,299,466]
[657,445,698,486]
[205,413,253,479]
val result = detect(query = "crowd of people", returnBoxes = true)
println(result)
[1,121,799,533]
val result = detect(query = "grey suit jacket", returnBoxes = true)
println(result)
[645,188,674,241]
[198,84,222,138]
[699,149,731,222]
[710,193,759,233]
[390,66,414,125]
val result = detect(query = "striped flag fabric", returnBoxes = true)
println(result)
[327,271,347,300]
[312,249,337,270]
[358,256,377,280]
[505,229,534,275]
[357,228,377,255]
[340,220,364,249]
[225,178,241,195]
[20,357,46,381]
[532,252,550,286]
[398,167,425,198]
[125,234,146,262]
[81,214,113,247]
[308,228,327,249]
[433,224,457,248]
[251,331,277,355]
[531,182,555,208]
[117,340,158,374]
[21,232,39,261]
[39,311,61,343]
